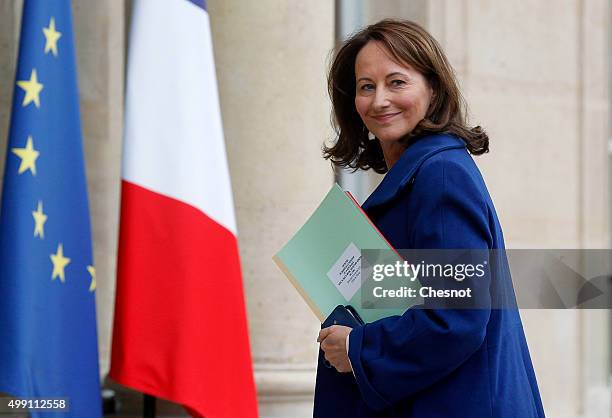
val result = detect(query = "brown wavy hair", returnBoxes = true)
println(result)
[323,19,488,174]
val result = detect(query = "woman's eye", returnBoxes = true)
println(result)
[391,79,406,87]
[360,84,375,91]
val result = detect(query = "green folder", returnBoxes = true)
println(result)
[273,183,417,323]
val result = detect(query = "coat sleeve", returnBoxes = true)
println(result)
[348,156,493,410]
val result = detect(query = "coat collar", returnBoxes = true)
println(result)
[362,133,467,211]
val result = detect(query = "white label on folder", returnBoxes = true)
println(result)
[327,242,361,302]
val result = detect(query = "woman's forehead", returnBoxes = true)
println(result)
[355,42,415,77]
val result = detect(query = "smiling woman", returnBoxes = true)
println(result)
[323,19,488,174]
[354,41,434,168]
[315,19,546,418]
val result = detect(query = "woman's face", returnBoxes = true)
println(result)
[354,41,433,144]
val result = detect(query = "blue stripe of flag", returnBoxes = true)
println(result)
[185,0,206,11]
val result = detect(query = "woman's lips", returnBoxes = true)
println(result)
[371,112,401,123]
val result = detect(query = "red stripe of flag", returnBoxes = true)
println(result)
[110,181,258,417]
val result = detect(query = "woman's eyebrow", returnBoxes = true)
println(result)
[386,71,408,78]
[356,72,408,83]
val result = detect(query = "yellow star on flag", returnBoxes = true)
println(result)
[16,69,43,108]
[11,136,39,175]
[87,266,96,292]
[43,17,62,56]
[32,200,48,239]
[50,243,71,282]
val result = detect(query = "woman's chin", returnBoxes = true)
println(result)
[376,134,407,145]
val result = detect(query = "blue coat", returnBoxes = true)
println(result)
[315,133,545,417]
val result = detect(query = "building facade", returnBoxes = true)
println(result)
[0,1,609,417]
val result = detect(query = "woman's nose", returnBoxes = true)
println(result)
[372,87,390,110]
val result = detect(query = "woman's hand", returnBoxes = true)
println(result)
[318,325,353,373]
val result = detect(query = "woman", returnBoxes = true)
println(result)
[315,19,545,417]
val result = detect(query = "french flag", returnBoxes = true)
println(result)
[109,0,259,417]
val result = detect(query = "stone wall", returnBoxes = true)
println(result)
[0,1,609,417]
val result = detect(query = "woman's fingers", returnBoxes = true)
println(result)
[317,325,337,343]
[319,326,353,373]
[324,351,351,373]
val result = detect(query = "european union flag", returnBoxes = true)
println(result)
[0,1,102,417]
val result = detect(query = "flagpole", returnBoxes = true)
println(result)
[143,394,156,418]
